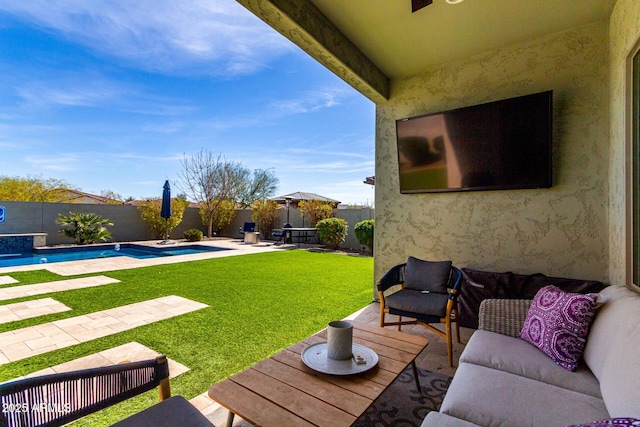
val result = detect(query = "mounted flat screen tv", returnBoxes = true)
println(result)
[396,90,553,193]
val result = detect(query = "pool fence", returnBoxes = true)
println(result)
[0,201,373,252]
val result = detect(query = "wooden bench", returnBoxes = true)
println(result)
[0,355,214,427]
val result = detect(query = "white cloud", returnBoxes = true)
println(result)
[16,78,126,108]
[290,160,374,174]
[15,74,194,115]
[0,140,21,149]
[141,121,185,134]
[207,85,352,131]
[24,154,81,171]
[268,87,345,116]
[109,152,183,163]
[0,0,293,77]
[318,179,375,204]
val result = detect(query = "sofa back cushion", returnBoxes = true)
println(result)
[459,268,604,329]
[583,285,640,418]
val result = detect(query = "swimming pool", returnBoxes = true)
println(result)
[0,243,229,268]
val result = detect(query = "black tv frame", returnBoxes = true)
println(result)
[395,91,553,194]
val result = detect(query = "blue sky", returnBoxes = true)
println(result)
[0,0,375,205]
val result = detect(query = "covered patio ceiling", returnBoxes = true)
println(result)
[236,0,616,103]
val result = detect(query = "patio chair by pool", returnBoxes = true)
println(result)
[271,223,292,245]
[0,355,214,427]
[377,257,463,367]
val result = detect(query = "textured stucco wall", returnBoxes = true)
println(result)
[608,0,640,287]
[375,22,610,283]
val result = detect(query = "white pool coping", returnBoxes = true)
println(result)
[0,238,294,276]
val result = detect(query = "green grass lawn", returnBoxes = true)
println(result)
[0,250,373,425]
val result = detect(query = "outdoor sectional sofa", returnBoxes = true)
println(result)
[422,284,640,426]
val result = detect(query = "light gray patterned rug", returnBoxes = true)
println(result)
[353,367,452,427]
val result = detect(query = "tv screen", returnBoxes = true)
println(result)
[396,90,552,193]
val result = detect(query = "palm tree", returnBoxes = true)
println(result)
[56,212,113,244]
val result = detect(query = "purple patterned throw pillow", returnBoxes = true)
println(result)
[565,418,640,427]
[519,285,597,371]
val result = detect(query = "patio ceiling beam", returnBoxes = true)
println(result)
[236,0,390,103]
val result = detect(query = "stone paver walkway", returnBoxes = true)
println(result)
[15,342,189,380]
[0,275,119,301]
[0,275,18,285]
[0,298,71,325]
[0,295,208,365]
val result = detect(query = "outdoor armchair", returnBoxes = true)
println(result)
[0,355,214,427]
[377,257,463,367]
[271,223,292,245]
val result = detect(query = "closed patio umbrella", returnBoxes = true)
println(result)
[159,180,173,244]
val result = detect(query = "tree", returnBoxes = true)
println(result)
[0,175,78,202]
[56,212,113,244]
[177,149,279,237]
[137,198,189,239]
[200,199,235,236]
[251,199,280,238]
[298,200,333,226]
[99,190,124,204]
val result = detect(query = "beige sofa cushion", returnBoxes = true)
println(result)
[440,363,609,427]
[461,329,601,397]
[422,411,481,426]
[583,285,640,418]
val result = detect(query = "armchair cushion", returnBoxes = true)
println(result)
[385,289,449,318]
[404,257,452,294]
[519,285,598,371]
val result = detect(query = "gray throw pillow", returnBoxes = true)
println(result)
[404,257,452,294]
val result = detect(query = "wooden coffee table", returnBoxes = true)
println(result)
[208,320,429,426]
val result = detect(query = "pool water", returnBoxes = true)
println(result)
[0,243,229,268]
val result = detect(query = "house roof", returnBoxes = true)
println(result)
[59,189,121,204]
[237,0,616,103]
[270,192,340,204]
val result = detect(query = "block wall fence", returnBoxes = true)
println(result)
[0,201,373,251]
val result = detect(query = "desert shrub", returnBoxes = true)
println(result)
[56,212,113,244]
[137,197,189,239]
[354,219,374,253]
[184,229,203,241]
[316,218,348,250]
